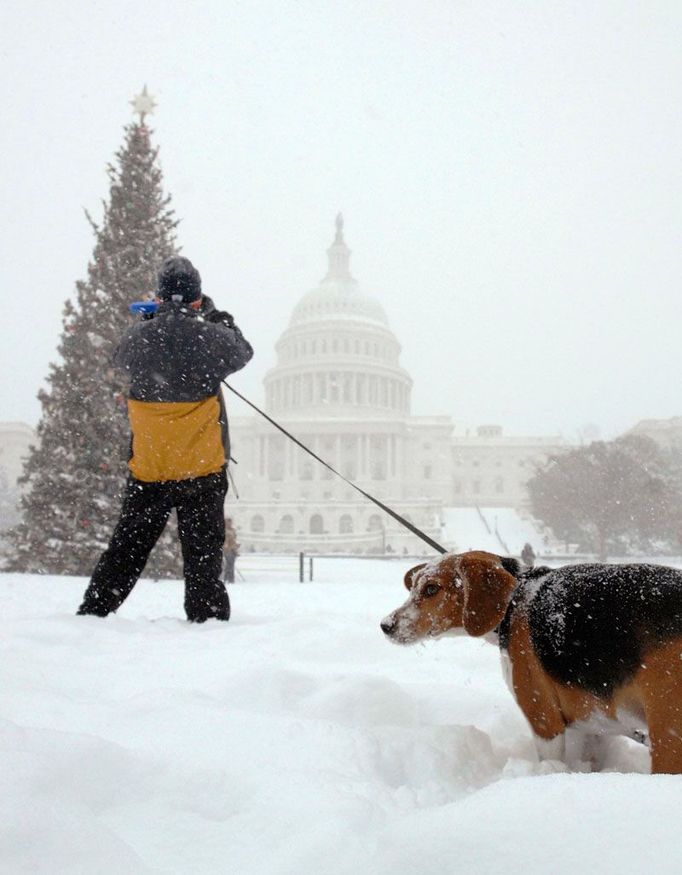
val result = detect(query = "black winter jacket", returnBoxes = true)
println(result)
[114,297,253,482]
[115,297,253,402]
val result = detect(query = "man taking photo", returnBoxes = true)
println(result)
[77,255,253,622]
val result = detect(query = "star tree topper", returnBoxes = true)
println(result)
[130,85,156,125]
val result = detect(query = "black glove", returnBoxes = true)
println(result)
[198,295,235,328]
[205,309,235,329]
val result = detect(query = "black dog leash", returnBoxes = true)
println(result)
[223,381,448,555]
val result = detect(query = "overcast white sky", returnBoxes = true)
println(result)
[1,0,681,441]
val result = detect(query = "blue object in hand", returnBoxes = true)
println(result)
[129,301,159,315]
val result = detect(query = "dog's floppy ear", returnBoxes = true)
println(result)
[460,555,517,636]
[404,563,426,591]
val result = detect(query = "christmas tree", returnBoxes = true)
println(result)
[6,88,185,577]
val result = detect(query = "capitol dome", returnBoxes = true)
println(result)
[289,218,389,328]
[289,279,389,327]
[289,214,388,327]
[227,215,560,557]
[263,216,412,418]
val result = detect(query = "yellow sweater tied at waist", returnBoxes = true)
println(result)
[127,396,225,482]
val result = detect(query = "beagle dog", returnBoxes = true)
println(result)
[381,550,682,774]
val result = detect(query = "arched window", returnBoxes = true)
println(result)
[339,514,354,534]
[278,514,294,534]
[251,514,265,533]
[367,514,383,532]
[310,514,324,534]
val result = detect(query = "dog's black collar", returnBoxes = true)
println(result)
[494,567,548,648]
[495,587,522,650]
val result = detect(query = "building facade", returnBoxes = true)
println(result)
[628,417,682,450]
[228,217,565,553]
[0,421,34,530]
[0,422,34,486]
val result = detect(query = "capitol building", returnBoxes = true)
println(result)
[227,217,566,555]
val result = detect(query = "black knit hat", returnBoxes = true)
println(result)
[157,256,202,303]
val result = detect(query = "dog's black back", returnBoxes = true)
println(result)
[513,563,682,697]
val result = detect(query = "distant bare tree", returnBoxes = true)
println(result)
[528,435,682,560]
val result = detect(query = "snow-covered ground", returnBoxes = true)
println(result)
[3,555,682,875]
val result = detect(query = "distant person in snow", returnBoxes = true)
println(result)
[223,517,240,584]
[521,542,536,568]
[77,256,253,622]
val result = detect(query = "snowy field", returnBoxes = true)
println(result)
[3,555,682,875]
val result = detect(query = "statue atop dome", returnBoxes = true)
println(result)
[325,212,353,281]
[288,215,389,326]
[334,212,344,243]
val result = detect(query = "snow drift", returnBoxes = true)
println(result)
[2,558,681,875]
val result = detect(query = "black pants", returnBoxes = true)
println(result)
[78,469,229,622]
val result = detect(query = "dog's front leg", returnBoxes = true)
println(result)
[564,725,608,771]
[533,731,566,765]
[534,726,607,771]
